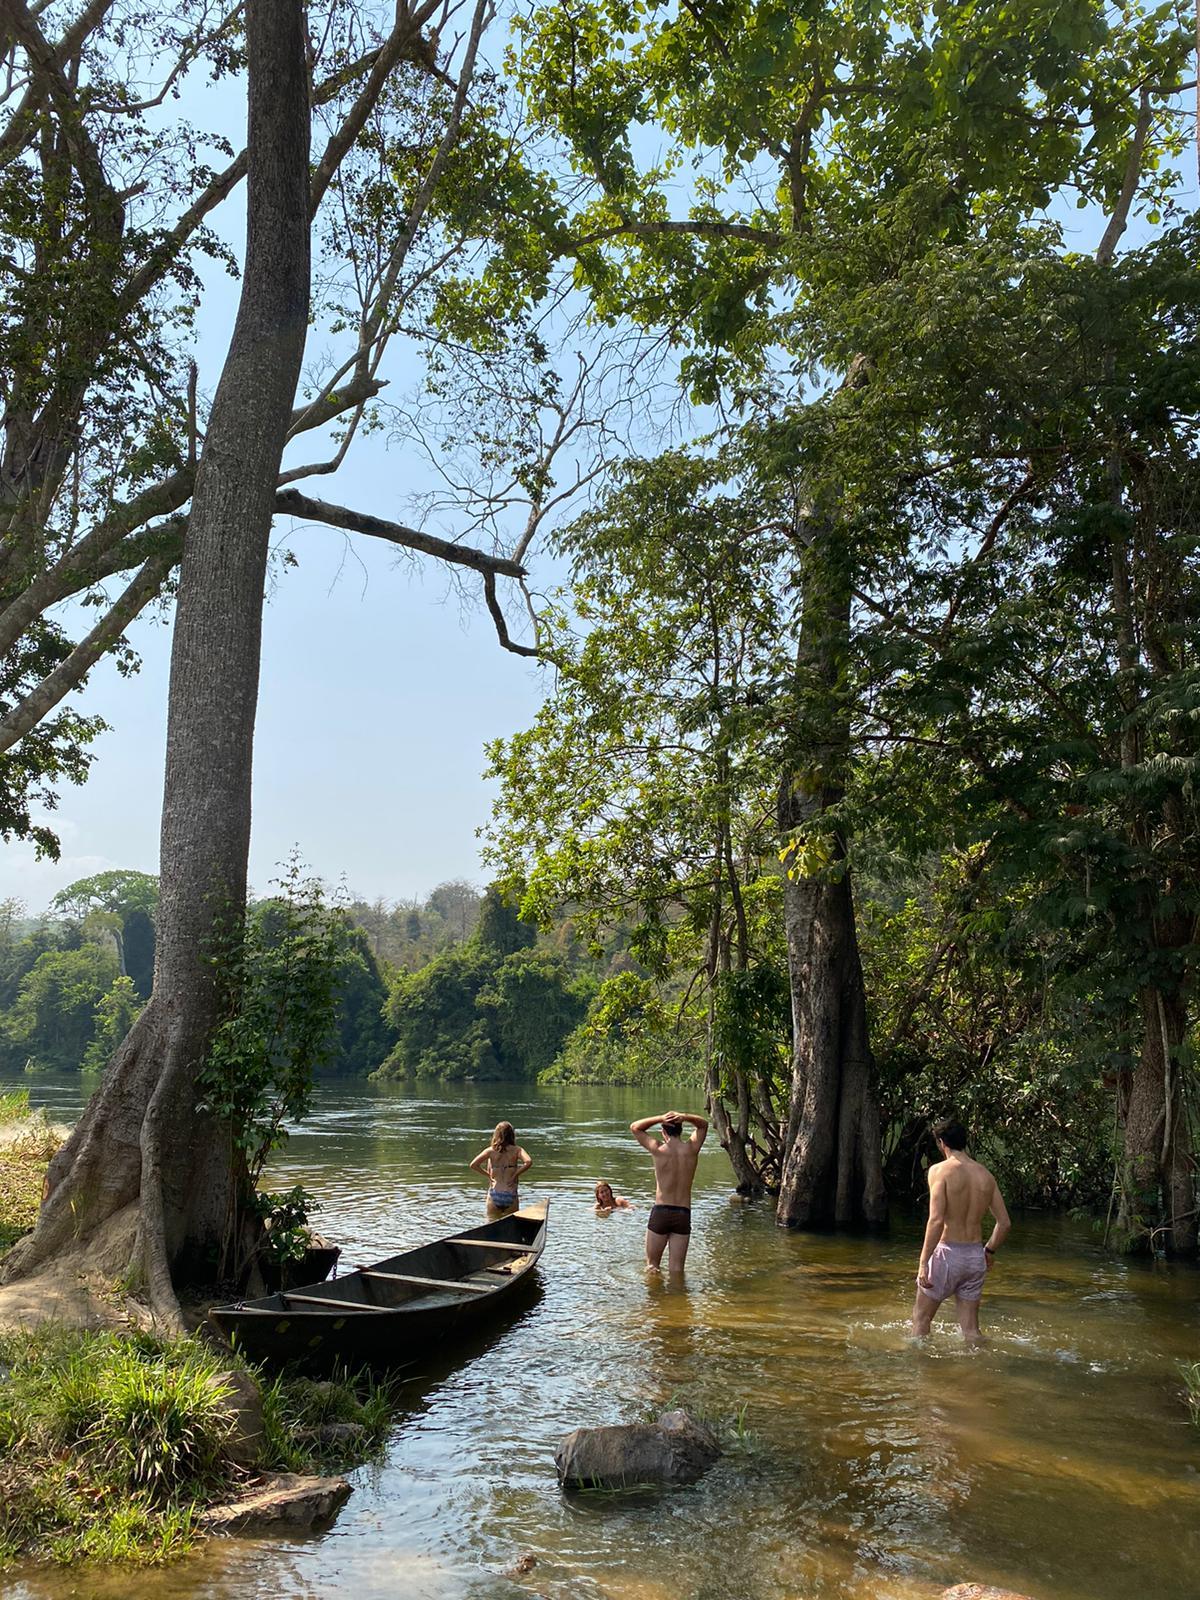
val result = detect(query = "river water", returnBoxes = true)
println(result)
[3,1075,1199,1600]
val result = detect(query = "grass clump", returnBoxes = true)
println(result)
[0,1328,238,1567]
[261,1362,403,1473]
[0,1120,60,1255]
[0,1326,407,1570]
[1183,1362,1200,1426]
[0,1089,30,1122]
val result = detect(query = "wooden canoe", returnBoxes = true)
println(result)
[208,1201,548,1366]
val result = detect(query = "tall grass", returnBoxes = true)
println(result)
[1183,1362,1200,1425]
[0,1327,406,1568]
[0,1088,30,1122]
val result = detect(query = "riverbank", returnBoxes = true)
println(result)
[0,1114,399,1571]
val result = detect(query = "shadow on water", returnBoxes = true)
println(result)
[3,1074,1199,1600]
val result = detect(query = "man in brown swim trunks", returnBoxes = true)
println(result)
[630,1109,708,1273]
[912,1117,1011,1343]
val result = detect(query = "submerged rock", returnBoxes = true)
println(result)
[942,1586,1037,1599]
[554,1407,721,1490]
[200,1472,352,1534]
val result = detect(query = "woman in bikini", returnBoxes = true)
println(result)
[594,1181,634,1215]
[469,1121,533,1218]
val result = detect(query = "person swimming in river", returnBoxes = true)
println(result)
[469,1121,532,1219]
[594,1180,634,1215]
[912,1116,1012,1344]
[630,1109,707,1273]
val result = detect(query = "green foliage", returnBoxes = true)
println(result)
[544,971,703,1087]
[859,856,1115,1208]
[1,941,120,1072]
[327,927,397,1077]
[377,885,597,1081]
[0,1088,29,1122]
[0,1329,404,1568]
[82,976,144,1074]
[252,1185,320,1267]
[50,870,159,924]
[198,859,359,1183]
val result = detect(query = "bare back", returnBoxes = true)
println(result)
[650,1136,700,1206]
[929,1153,1001,1243]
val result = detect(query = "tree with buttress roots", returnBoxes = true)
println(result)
[507,0,1192,1228]
[0,0,608,1326]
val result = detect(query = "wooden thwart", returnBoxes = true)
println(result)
[357,1269,492,1294]
[278,1293,385,1313]
[447,1238,532,1252]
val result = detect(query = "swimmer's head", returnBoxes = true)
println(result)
[491,1120,516,1152]
[931,1117,968,1151]
[661,1116,684,1139]
[595,1181,615,1206]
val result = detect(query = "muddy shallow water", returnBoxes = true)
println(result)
[4,1076,1198,1600]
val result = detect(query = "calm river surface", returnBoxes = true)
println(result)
[4,1075,1199,1600]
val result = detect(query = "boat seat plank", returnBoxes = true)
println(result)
[446,1239,532,1252]
[358,1269,492,1294]
[278,1293,387,1313]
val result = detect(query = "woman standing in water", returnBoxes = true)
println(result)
[469,1121,533,1218]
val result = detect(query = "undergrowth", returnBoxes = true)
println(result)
[0,1120,60,1254]
[0,1327,403,1569]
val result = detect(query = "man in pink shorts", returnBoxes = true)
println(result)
[912,1117,1011,1343]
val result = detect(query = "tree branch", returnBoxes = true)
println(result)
[275,488,527,578]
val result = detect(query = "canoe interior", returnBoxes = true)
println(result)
[207,1203,548,1365]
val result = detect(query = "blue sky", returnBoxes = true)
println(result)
[1,23,568,914]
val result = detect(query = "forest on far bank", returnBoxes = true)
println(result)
[1,854,1116,1213]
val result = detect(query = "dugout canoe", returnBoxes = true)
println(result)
[208,1201,548,1366]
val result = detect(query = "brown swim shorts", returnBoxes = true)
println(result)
[647,1203,691,1237]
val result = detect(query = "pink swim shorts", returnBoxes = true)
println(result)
[917,1241,987,1303]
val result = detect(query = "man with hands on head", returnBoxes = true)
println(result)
[629,1109,708,1273]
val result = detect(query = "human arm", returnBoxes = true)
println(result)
[984,1179,1011,1265]
[917,1168,947,1289]
[516,1147,533,1176]
[630,1114,665,1152]
[675,1110,709,1149]
[468,1147,491,1177]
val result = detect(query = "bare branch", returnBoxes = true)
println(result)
[275,488,527,578]
[1096,89,1153,265]
[482,568,540,657]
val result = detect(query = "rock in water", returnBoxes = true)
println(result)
[554,1408,721,1490]
[200,1473,352,1533]
[943,1587,1037,1599]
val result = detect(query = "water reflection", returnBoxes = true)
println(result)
[3,1075,1199,1600]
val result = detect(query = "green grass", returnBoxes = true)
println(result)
[1183,1362,1200,1426]
[0,1327,406,1569]
[0,1088,30,1122]
[0,1120,60,1255]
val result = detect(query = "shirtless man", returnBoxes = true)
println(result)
[912,1117,1011,1343]
[630,1109,708,1273]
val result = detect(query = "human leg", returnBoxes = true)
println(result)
[666,1229,690,1274]
[911,1287,942,1337]
[954,1294,984,1344]
[645,1226,668,1270]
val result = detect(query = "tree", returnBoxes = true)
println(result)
[1,0,313,1324]
[330,926,396,1076]
[0,0,560,855]
[509,0,1191,1228]
[50,871,158,925]
[475,883,536,958]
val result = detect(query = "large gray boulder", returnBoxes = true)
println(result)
[555,1407,721,1491]
[200,1473,352,1534]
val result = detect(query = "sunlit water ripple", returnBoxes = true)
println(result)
[3,1075,1198,1600]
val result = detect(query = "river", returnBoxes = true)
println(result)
[3,1075,1198,1600]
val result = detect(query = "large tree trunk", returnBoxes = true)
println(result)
[1118,982,1196,1255]
[774,522,886,1230]
[1,0,311,1327]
